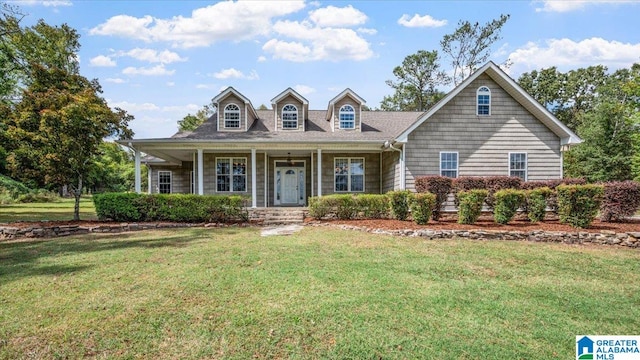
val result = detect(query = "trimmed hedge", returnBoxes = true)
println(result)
[453,177,486,207]
[457,189,488,225]
[357,194,390,219]
[493,189,525,225]
[414,176,452,220]
[308,194,389,220]
[525,187,552,223]
[485,176,522,210]
[388,190,414,221]
[93,193,248,223]
[411,192,436,225]
[522,178,586,213]
[600,181,640,222]
[556,184,604,228]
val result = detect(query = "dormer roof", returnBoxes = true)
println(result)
[212,86,258,119]
[270,87,309,106]
[326,88,366,120]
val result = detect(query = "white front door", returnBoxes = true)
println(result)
[282,169,298,204]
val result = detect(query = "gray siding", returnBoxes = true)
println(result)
[218,94,247,131]
[149,164,192,194]
[275,95,304,131]
[405,74,562,190]
[332,95,361,132]
[382,150,400,193]
[320,153,381,195]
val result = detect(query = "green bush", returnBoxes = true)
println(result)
[493,189,525,225]
[356,194,390,219]
[308,196,331,219]
[414,176,452,220]
[411,192,436,225]
[93,193,248,223]
[525,187,552,223]
[334,194,357,220]
[457,189,488,225]
[556,184,604,228]
[387,190,414,221]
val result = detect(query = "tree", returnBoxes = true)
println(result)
[6,65,133,220]
[87,142,147,193]
[177,103,215,131]
[441,14,510,85]
[380,50,449,111]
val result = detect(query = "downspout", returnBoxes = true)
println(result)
[384,141,405,190]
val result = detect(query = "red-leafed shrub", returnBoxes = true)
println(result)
[600,181,640,222]
[415,176,453,220]
[484,176,523,210]
[453,177,486,207]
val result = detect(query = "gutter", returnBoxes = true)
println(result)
[384,140,405,190]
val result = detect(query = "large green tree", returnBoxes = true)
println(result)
[380,50,449,111]
[177,103,215,132]
[87,142,147,193]
[440,14,510,85]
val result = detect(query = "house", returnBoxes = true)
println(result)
[576,336,594,358]
[122,61,581,208]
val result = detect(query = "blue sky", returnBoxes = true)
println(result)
[15,0,640,139]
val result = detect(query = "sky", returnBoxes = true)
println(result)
[14,0,640,139]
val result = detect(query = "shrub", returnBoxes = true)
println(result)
[556,184,604,228]
[16,189,59,203]
[453,177,486,206]
[457,189,488,225]
[93,193,248,223]
[484,176,522,210]
[387,190,414,221]
[308,196,331,219]
[334,194,357,220]
[415,176,452,220]
[356,194,390,219]
[411,192,436,225]
[492,189,525,224]
[525,187,552,223]
[600,181,640,222]
[522,178,586,214]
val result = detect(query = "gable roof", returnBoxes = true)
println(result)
[212,86,258,119]
[326,88,366,120]
[270,87,309,105]
[395,61,582,146]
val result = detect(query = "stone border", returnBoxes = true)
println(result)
[310,223,640,248]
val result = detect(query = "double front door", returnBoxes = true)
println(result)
[275,162,305,206]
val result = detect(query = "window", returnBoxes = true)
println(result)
[282,104,298,129]
[477,86,491,116]
[440,152,458,178]
[509,153,527,180]
[334,158,364,192]
[216,158,246,192]
[224,103,240,128]
[158,171,172,194]
[339,104,355,129]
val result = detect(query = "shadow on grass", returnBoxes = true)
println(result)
[0,229,221,283]
[0,211,98,223]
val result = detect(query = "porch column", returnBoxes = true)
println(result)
[147,165,152,194]
[251,148,257,208]
[317,148,322,197]
[134,149,141,193]
[197,149,204,195]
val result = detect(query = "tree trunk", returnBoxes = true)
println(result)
[73,175,83,221]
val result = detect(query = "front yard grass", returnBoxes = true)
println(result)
[1,226,638,359]
[0,197,97,223]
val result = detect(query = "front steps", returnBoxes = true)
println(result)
[248,207,307,225]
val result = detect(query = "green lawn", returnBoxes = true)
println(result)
[0,198,97,223]
[1,227,638,359]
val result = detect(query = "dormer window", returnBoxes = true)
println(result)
[477,86,491,116]
[339,105,355,129]
[282,104,298,129]
[224,103,240,128]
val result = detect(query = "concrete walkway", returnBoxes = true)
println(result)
[260,224,304,237]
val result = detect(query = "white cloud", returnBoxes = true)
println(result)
[120,48,187,64]
[257,56,267,62]
[212,68,259,80]
[89,55,116,67]
[89,1,305,48]
[309,5,367,27]
[196,84,217,89]
[19,0,72,7]
[122,64,175,76]
[293,84,315,95]
[166,81,175,87]
[105,78,126,84]
[397,14,447,28]
[263,20,373,62]
[109,101,160,111]
[534,0,635,12]
[508,37,640,74]
[357,28,377,35]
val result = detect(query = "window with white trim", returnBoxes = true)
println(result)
[224,103,240,128]
[282,104,298,129]
[158,171,172,194]
[509,153,527,180]
[477,86,491,116]
[440,152,458,178]
[339,104,355,129]
[334,158,364,192]
[216,158,246,192]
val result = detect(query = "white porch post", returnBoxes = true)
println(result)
[251,148,257,208]
[197,149,204,195]
[147,165,152,194]
[134,149,141,193]
[317,148,322,197]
